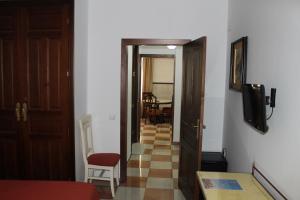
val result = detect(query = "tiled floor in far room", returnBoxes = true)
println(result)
[109,121,185,200]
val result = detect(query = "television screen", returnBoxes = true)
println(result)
[242,84,268,133]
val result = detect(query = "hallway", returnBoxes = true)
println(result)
[114,122,185,200]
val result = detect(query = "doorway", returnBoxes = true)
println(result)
[120,38,207,199]
[120,39,189,181]
[135,53,175,143]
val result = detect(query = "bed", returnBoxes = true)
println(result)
[0,180,99,200]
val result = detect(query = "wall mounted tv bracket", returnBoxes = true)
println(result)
[266,88,276,120]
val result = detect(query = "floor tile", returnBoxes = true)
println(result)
[132,143,145,154]
[142,144,154,149]
[172,162,179,169]
[130,154,151,161]
[173,179,179,189]
[127,168,149,177]
[156,133,171,138]
[141,140,155,144]
[151,155,172,162]
[172,169,178,178]
[127,160,150,168]
[152,149,171,155]
[156,136,171,141]
[143,126,156,131]
[172,155,179,162]
[174,189,186,200]
[142,132,156,137]
[143,149,153,154]
[122,122,186,200]
[150,161,172,169]
[121,176,147,188]
[144,188,174,200]
[140,136,155,141]
[154,144,171,150]
[146,177,174,189]
[171,145,179,150]
[172,149,179,155]
[154,140,171,145]
[114,187,145,200]
[148,168,172,178]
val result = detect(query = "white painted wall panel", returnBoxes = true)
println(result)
[74,0,89,180]
[86,0,228,153]
[224,0,300,198]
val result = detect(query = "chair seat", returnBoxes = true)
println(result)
[87,153,120,167]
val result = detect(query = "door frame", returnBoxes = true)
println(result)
[0,0,75,180]
[120,39,190,181]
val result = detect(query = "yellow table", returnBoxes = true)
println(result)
[197,171,273,200]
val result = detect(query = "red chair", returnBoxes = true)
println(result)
[79,114,120,197]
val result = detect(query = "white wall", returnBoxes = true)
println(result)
[152,58,174,102]
[74,0,89,180]
[152,58,174,83]
[223,0,300,199]
[86,0,228,154]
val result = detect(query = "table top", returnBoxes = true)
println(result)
[157,99,172,104]
[197,171,273,200]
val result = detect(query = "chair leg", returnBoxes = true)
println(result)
[84,167,88,182]
[110,167,115,197]
[116,162,120,186]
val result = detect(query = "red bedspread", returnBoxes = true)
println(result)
[0,180,99,200]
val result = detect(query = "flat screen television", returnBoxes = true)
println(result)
[242,84,268,133]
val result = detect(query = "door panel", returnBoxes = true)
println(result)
[179,37,207,200]
[0,3,73,180]
[0,7,20,179]
[131,45,139,143]
[21,5,71,180]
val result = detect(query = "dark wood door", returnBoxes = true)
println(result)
[178,37,207,200]
[0,7,22,179]
[0,3,73,180]
[131,45,139,143]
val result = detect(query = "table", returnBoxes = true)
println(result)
[197,171,273,200]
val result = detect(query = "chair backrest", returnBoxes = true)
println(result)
[79,114,94,164]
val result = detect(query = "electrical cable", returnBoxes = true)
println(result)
[266,107,273,120]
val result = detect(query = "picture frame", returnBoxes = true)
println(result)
[229,36,248,91]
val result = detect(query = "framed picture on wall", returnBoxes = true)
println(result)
[229,36,248,91]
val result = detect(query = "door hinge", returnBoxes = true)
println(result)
[132,72,136,77]
[66,18,70,25]
[67,71,70,77]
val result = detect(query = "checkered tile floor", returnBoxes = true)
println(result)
[113,122,185,200]
[94,122,185,200]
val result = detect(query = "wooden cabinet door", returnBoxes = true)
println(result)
[20,5,73,180]
[179,37,207,199]
[0,7,22,179]
[0,3,73,180]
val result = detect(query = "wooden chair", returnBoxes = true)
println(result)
[142,92,161,124]
[79,114,120,197]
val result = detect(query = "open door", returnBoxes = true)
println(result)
[131,46,140,143]
[178,37,207,199]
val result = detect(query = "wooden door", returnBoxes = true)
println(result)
[0,7,22,179]
[178,37,207,199]
[0,3,74,180]
[21,5,73,180]
[131,45,139,143]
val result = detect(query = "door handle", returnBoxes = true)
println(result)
[193,119,200,128]
[15,102,21,122]
[193,120,206,129]
[22,102,28,122]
